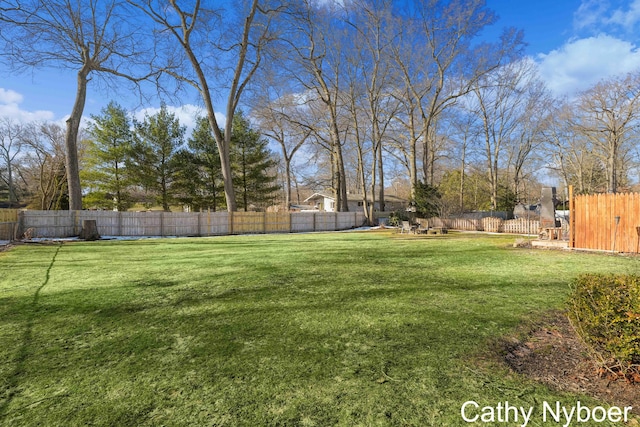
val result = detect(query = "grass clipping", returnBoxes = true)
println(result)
[567,273,640,383]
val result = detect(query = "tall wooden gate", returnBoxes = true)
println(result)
[571,190,640,253]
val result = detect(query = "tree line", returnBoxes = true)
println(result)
[1,0,639,216]
[0,105,279,211]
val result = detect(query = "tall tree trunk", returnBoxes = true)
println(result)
[459,148,466,212]
[65,67,89,211]
[608,141,617,193]
[285,160,292,210]
[377,133,384,212]
[6,160,15,207]
[337,144,348,211]
[408,114,419,200]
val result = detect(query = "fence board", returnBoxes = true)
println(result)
[199,211,230,236]
[16,210,365,238]
[265,212,290,233]
[572,192,640,253]
[291,213,316,232]
[426,217,541,235]
[0,222,16,240]
[0,209,19,222]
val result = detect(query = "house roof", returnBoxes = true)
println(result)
[303,193,333,203]
[303,192,408,203]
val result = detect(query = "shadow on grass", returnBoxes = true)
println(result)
[0,244,63,419]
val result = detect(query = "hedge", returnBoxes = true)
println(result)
[567,273,640,375]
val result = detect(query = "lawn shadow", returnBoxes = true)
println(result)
[0,244,63,419]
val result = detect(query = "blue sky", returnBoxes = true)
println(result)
[2,0,640,126]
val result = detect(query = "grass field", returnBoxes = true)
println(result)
[0,231,638,426]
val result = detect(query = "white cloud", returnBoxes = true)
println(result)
[0,88,23,105]
[132,104,226,138]
[607,0,640,29]
[0,87,55,123]
[574,0,610,31]
[537,34,640,96]
[575,0,640,33]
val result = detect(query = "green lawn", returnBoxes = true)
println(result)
[0,231,638,426]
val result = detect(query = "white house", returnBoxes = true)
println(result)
[303,193,408,212]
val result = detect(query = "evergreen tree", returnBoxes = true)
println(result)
[82,102,133,211]
[230,112,279,211]
[172,117,225,211]
[412,181,442,218]
[129,103,185,211]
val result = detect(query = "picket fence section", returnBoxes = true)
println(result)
[572,192,640,253]
[427,217,540,234]
[14,210,367,238]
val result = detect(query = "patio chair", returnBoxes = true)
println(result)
[400,220,413,234]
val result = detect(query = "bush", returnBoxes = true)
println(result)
[387,211,409,227]
[567,274,640,375]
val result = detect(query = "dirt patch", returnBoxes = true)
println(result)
[0,242,16,253]
[501,311,639,416]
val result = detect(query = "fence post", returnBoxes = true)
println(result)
[73,210,79,236]
[15,210,24,240]
[569,185,575,248]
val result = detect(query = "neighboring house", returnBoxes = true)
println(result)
[303,193,408,212]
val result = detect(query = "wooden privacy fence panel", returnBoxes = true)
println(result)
[232,212,265,234]
[337,212,361,229]
[17,210,366,238]
[0,222,16,240]
[200,212,230,236]
[265,212,291,233]
[573,192,640,253]
[0,209,19,222]
[291,213,315,233]
[427,217,540,234]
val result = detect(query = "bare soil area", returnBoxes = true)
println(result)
[501,311,640,417]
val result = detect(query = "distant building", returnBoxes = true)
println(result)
[303,193,408,212]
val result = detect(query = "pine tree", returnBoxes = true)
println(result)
[129,103,185,211]
[172,117,225,211]
[230,112,280,211]
[82,102,133,211]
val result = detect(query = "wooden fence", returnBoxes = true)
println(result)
[427,217,540,234]
[0,209,19,240]
[11,210,367,239]
[0,209,18,222]
[572,192,640,253]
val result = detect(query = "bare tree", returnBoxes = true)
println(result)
[281,0,351,211]
[128,0,282,212]
[252,91,311,210]
[345,0,400,214]
[0,118,25,207]
[391,0,523,198]
[472,59,543,210]
[571,72,640,193]
[504,70,552,202]
[447,107,481,212]
[0,0,156,210]
[545,102,606,194]
[21,122,69,209]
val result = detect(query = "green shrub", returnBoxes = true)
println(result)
[387,211,409,227]
[567,273,640,373]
